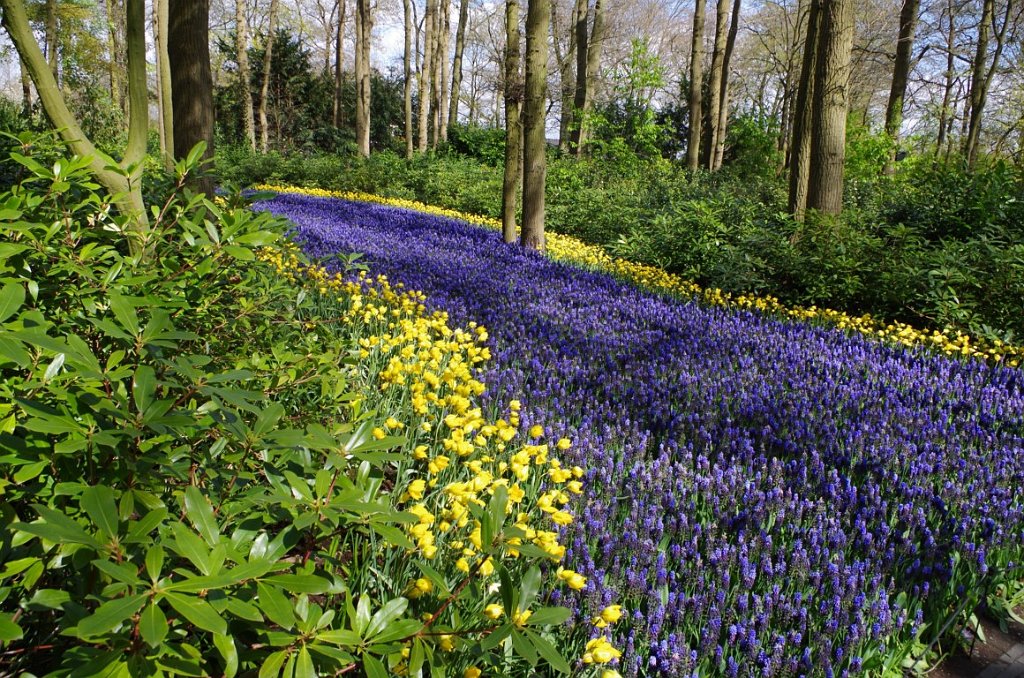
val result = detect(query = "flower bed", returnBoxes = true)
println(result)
[258,188,1024,676]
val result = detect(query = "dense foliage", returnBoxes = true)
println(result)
[260,188,1024,676]
[219,139,1024,343]
[0,149,613,676]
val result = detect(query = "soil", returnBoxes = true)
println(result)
[929,611,1024,678]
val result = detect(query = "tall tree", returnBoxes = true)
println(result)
[935,0,957,154]
[155,0,173,168]
[258,0,280,153]
[333,0,347,127]
[521,0,549,250]
[236,0,256,150]
[419,0,436,151]
[883,0,921,144]
[2,0,150,251]
[806,0,854,215]
[553,0,579,150]
[404,0,414,158]
[448,0,471,129]
[787,0,821,219]
[45,0,58,81]
[704,0,729,166]
[104,0,124,113]
[438,0,451,141]
[712,0,742,170]
[687,0,706,170]
[502,0,522,243]
[169,0,215,195]
[569,0,604,154]
[964,0,1015,166]
[354,0,373,156]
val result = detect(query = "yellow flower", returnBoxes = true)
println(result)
[403,478,426,501]
[407,577,433,599]
[601,671,623,678]
[512,609,532,627]
[483,603,504,620]
[556,437,572,450]
[371,427,386,440]
[439,634,456,652]
[557,568,587,590]
[528,424,544,438]
[583,637,622,664]
[593,604,623,628]
[464,668,482,678]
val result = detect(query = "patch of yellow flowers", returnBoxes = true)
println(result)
[257,243,624,675]
[256,184,1023,368]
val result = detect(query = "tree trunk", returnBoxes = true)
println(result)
[235,0,256,150]
[936,0,956,154]
[354,0,373,156]
[964,0,992,165]
[333,0,347,127]
[404,0,415,158]
[428,5,443,146]
[169,0,215,195]
[554,0,578,151]
[502,0,522,243]
[712,0,742,170]
[687,0,706,170]
[964,0,1013,166]
[581,0,604,149]
[2,0,150,251]
[883,0,920,144]
[448,0,470,129]
[438,0,451,141]
[521,0,549,251]
[569,0,589,152]
[806,0,854,216]
[259,0,280,153]
[788,0,821,219]
[704,0,729,167]
[105,0,125,114]
[419,0,436,151]
[155,0,174,169]
[45,0,58,82]
[20,56,32,114]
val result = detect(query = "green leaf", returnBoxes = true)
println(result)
[520,565,542,610]
[133,365,156,415]
[258,650,288,678]
[165,592,227,635]
[0,612,24,642]
[225,597,263,622]
[511,629,538,666]
[499,565,515,616]
[139,601,168,647]
[294,646,315,678]
[354,595,371,636]
[172,522,211,574]
[81,485,119,539]
[17,504,102,549]
[526,629,571,674]
[365,597,408,639]
[108,294,140,335]
[76,594,147,638]
[214,633,239,678]
[145,545,165,582]
[362,654,389,678]
[183,485,219,546]
[24,588,71,611]
[525,606,571,627]
[42,352,65,382]
[257,582,295,630]
[371,619,421,644]
[480,623,513,651]
[263,574,332,594]
[0,282,25,323]
[316,629,362,646]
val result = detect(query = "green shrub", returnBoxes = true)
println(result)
[0,145,604,676]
